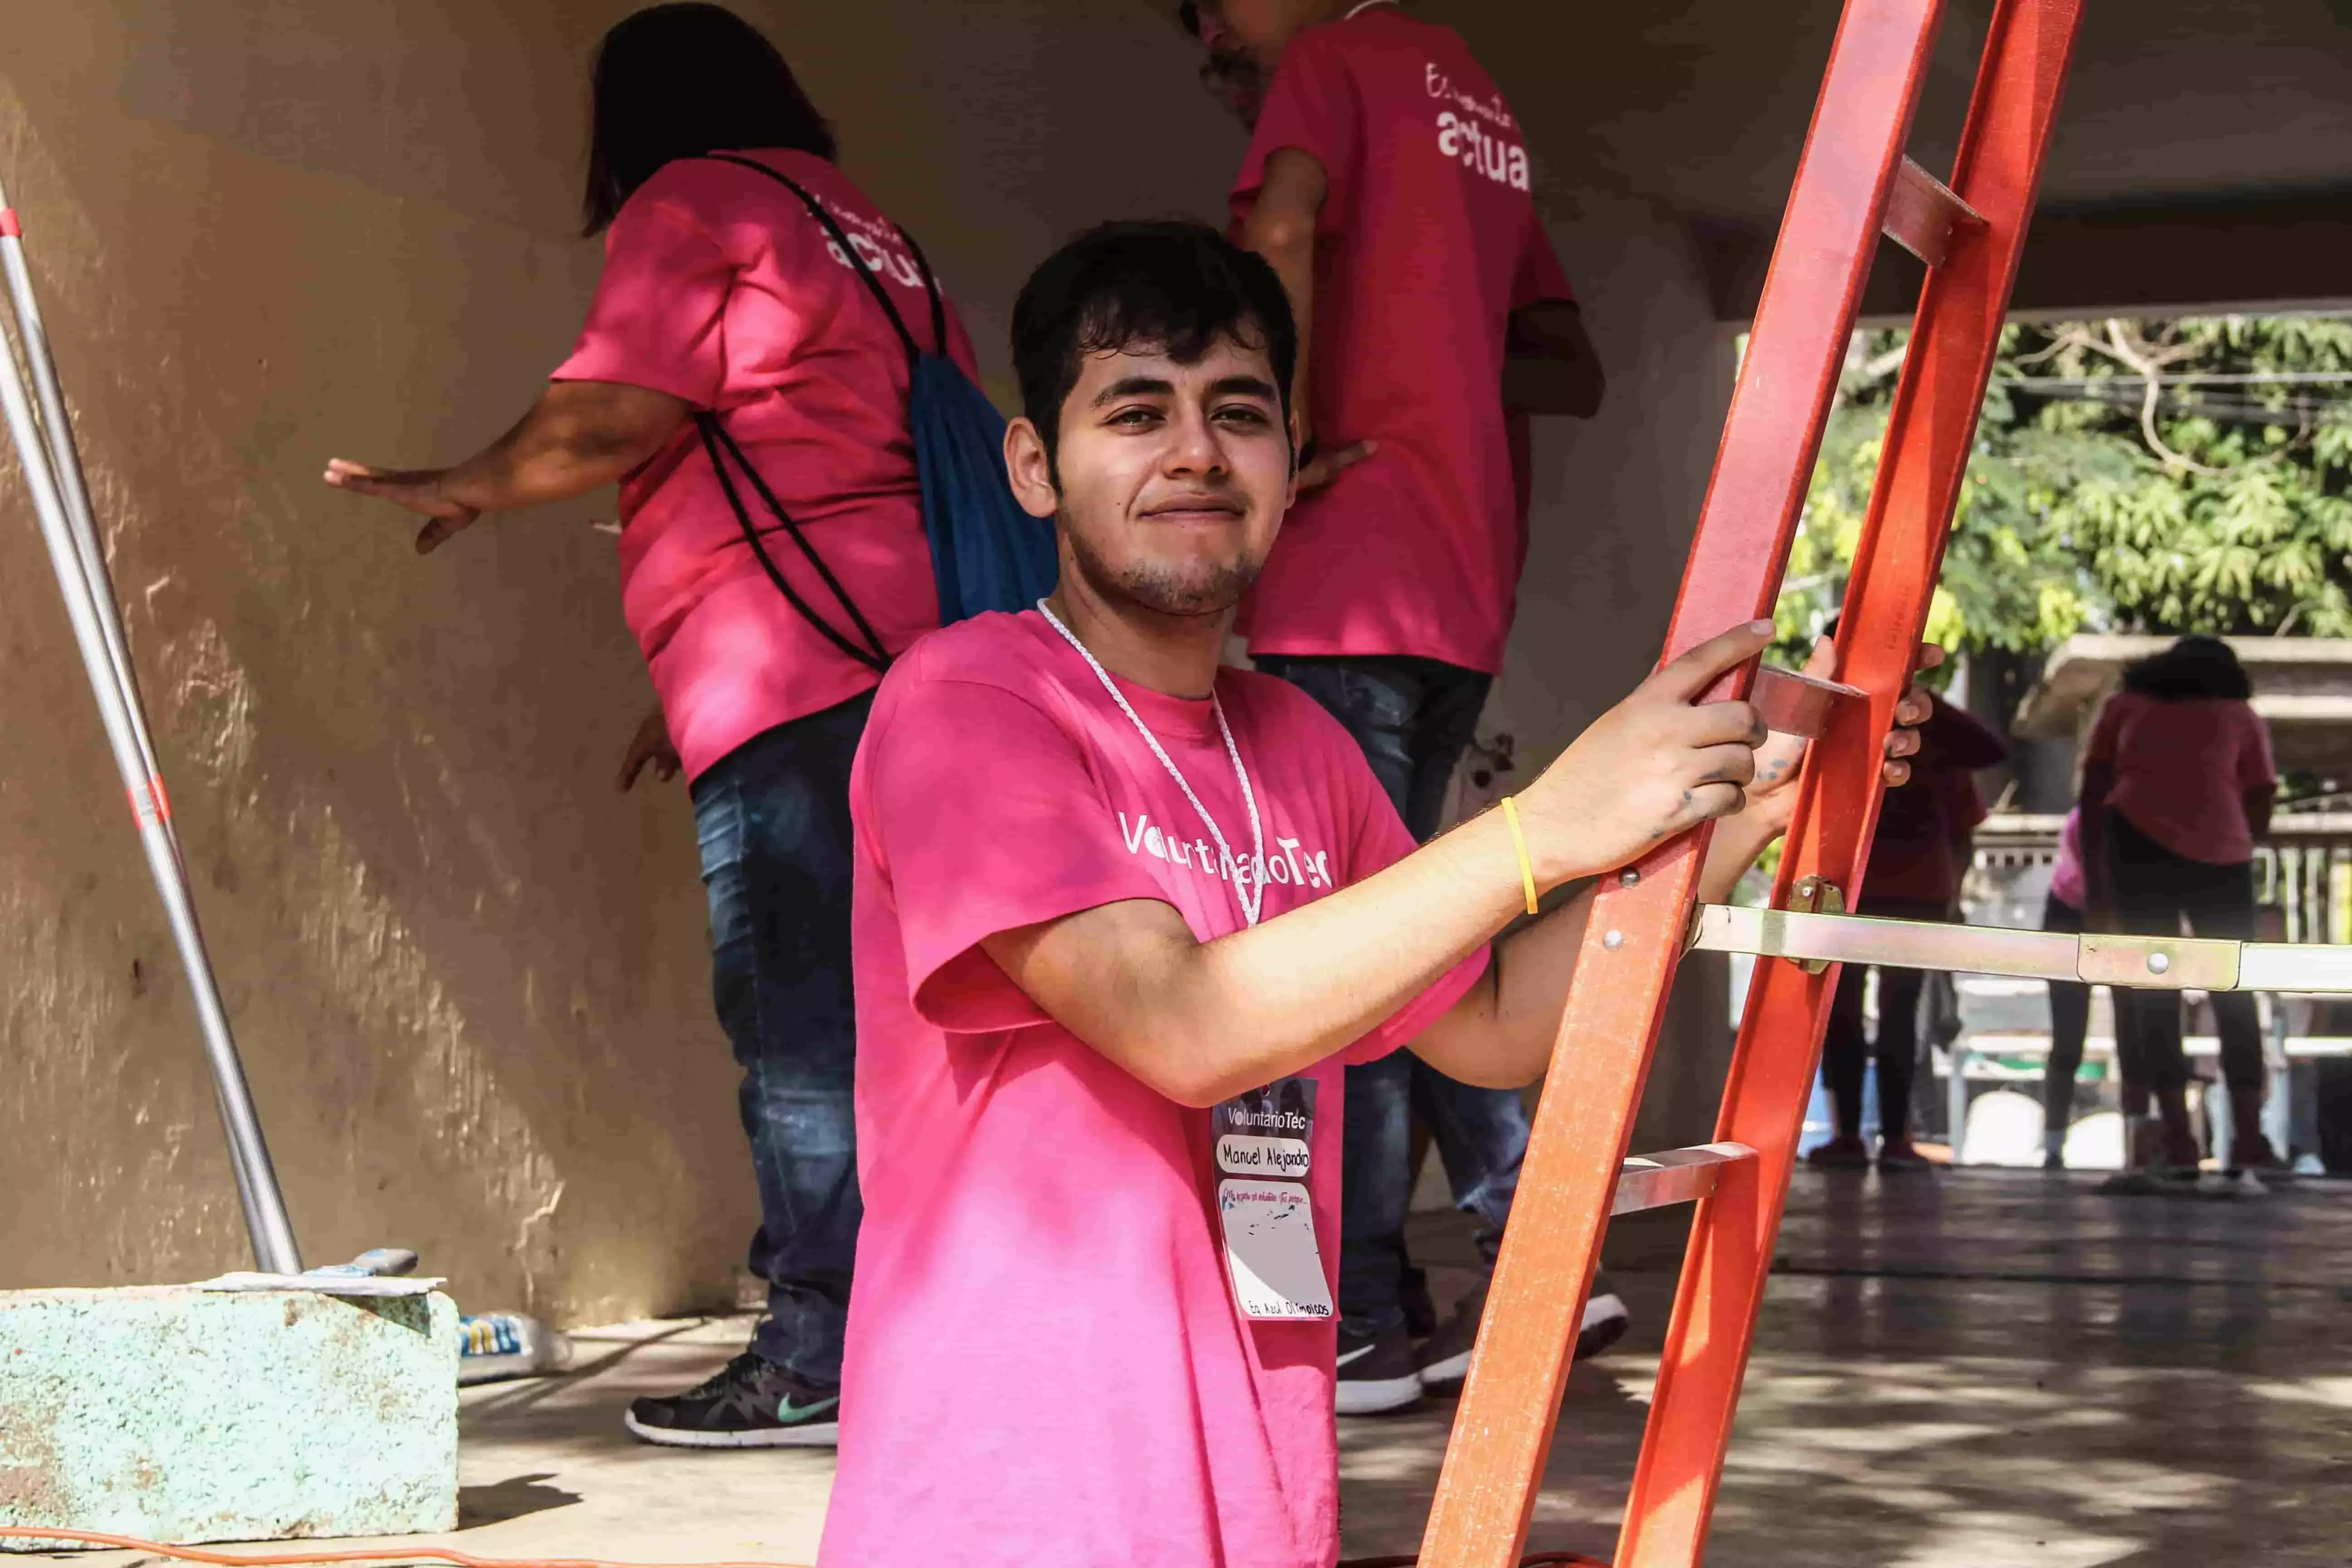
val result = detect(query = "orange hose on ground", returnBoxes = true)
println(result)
[0,1529,810,1568]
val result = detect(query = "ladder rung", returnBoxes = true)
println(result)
[1690,903,2352,992]
[1752,665,1866,740]
[1881,155,1986,265]
[1613,1142,1756,1215]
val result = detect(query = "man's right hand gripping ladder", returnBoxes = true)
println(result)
[1417,2,2089,1564]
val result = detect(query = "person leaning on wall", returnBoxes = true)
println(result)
[2081,635,2283,1190]
[323,1,982,1448]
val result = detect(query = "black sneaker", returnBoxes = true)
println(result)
[1400,1265,1439,1340]
[623,1350,840,1448]
[1414,1284,1485,1390]
[1409,1273,1632,1394]
[1335,1323,1424,1415]
[1576,1274,1631,1361]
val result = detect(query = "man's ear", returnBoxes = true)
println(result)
[1003,416,1060,520]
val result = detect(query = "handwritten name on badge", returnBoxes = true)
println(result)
[1217,1132,1312,1177]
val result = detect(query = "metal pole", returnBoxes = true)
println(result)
[0,188,285,1218]
[0,185,175,842]
[0,240,301,1276]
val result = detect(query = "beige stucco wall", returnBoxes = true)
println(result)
[0,0,1730,1317]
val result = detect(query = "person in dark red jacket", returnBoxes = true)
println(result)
[1809,690,2009,1171]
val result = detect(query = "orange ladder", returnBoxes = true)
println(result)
[1418,0,2087,1563]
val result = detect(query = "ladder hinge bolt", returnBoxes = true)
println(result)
[1603,929,1626,951]
[2148,952,2171,975]
[1620,869,1640,888]
[1786,875,1847,975]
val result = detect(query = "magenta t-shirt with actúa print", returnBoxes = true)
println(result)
[822,610,1489,1568]
[1228,4,1577,675]
[552,149,980,782]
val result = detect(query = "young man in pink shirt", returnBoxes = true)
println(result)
[1182,0,1610,1406]
[822,221,1927,1568]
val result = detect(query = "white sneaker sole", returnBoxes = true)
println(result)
[1575,1292,1630,1361]
[1334,1371,1424,1415]
[1413,1289,1636,1389]
[623,1410,840,1448]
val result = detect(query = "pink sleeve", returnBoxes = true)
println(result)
[1512,212,1576,309]
[1229,30,1361,232]
[2241,705,2278,789]
[1331,744,1490,1066]
[866,678,1169,1034]
[551,182,733,407]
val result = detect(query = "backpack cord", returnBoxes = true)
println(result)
[705,152,946,366]
[686,151,963,673]
[695,412,892,674]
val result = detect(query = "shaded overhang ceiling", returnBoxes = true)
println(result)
[1146,0,2352,321]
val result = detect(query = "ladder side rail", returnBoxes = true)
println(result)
[1416,4,1950,1564]
[1615,5,2088,1563]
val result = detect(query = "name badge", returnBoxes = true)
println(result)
[1213,1078,1333,1321]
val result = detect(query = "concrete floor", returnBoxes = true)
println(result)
[29,1169,2352,1567]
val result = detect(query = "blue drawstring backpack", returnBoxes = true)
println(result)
[695,154,1057,671]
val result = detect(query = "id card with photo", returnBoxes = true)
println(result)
[1213,1078,1331,1321]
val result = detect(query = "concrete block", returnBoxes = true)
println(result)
[0,1287,458,1549]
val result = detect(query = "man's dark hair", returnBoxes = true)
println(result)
[2123,633,2252,702]
[582,4,838,236]
[1011,221,1297,469]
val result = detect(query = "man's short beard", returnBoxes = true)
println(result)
[1063,518,1264,617]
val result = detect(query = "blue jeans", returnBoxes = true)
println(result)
[690,690,872,1387]
[1252,654,1529,1339]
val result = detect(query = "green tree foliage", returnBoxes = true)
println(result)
[1776,316,2352,660]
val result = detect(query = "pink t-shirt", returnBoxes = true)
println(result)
[2087,690,2276,864]
[824,611,1489,1568]
[553,149,980,781]
[1229,5,1575,674]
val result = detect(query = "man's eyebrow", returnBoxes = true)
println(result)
[1208,374,1280,401]
[1092,375,1176,407]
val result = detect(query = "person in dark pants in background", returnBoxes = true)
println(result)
[324,4,978,1445]
[1809,684,2009,1171]
[1182,0,1612,1411]
[2082,635,2282,1184]
[2039,806,2093,1169]
[2041,808,2098,1166]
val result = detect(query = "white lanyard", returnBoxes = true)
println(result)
[1035,599,1267,928]
[1343,0,1398,16]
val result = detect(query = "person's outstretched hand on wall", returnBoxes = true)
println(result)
[321,459,481,551]
[322,380,690,553]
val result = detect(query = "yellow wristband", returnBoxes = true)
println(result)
[1499,795,1539,916]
